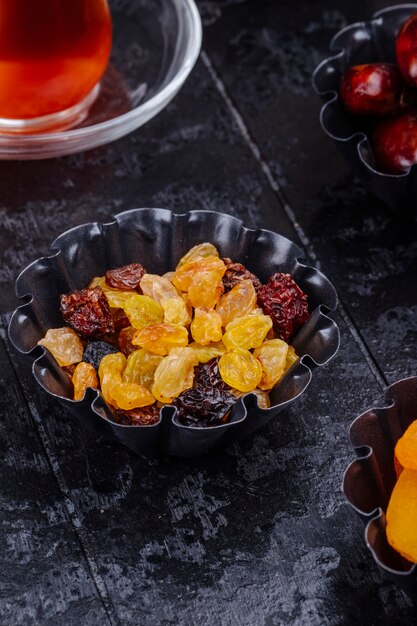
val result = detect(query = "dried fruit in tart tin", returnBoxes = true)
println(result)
[38,327,84,367]
[105,263,146,290]
[60,287,114,338]
[10,208,339,457]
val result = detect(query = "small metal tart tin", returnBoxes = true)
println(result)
[9,209,339,457]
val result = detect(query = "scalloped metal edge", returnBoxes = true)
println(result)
[312,4,417,188]
[343,376,417,596]
[8,208,340,457]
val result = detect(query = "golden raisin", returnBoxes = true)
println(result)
[218,348,262,392]
[216,279,257,326]
[123,294,164,330]
[161,297,192,326]
[132,323,189,356]
[152,347,199,403]
[190,308,223,346]
[38,327,84,367]
[253,339,289,391]
[188,271,225,309]
[140,274,179,303]
[122,349,163,389]
[172,255,226,292]
[222,314,272,351]
[176,242,219,269]
[72,362,99,400]
[188,342,226,363]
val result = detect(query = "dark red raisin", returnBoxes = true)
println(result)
[115,405,160,426]
[222,260,262,293]
[105,263,146,290]
[257,273,309,341]
[60,287,114,338]
[173,385,236,427]
[118,326,137,356]
[111,307,130,332]
[194,358,230,391]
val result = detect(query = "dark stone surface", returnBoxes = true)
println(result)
[1,0,416,624]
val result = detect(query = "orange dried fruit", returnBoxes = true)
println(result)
[132,323,189,356]
[216,279,257,326]
[386,468,417,563]
[190,308,223,346]
[72,362,98,400]
[176,242,219,269]
[172,255,226,292]
[395,420,417,471]
[188,271,225,309]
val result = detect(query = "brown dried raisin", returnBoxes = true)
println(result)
[105,263,146,290]
[116,405,160,426]
[60,287,114,338]
[222,260,262,293]
[118,326,137,356]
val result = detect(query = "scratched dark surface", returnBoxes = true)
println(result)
[0,0,416,625]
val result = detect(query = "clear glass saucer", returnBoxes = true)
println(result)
[0,0,202,160]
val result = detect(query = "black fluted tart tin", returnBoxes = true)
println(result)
[312,4,417,213]
[8,208,339,457]
[343,376,417,599]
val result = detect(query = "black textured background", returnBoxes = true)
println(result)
[1,1,416,624]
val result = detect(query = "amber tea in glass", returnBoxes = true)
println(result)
[0,0,112,132]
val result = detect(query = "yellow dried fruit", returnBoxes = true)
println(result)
[152,347,199,403]
[132,323,189,356]
[123,294,164,330]
[190,308,223,346]
[284,345,299,372]
[218,348,262,392]
[110,382,155,410]
[98,352,155,409]
[216,279,257,326]
[161,297,192,326]
[176,242,219,269]
[253,339,289,391]
[140,274,179,303]
[222,314,272,351]
[188,341,226,363]
[38,327,84,367]
[122,349,163,389]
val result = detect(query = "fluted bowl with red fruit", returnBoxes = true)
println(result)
[312,4,417,213]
